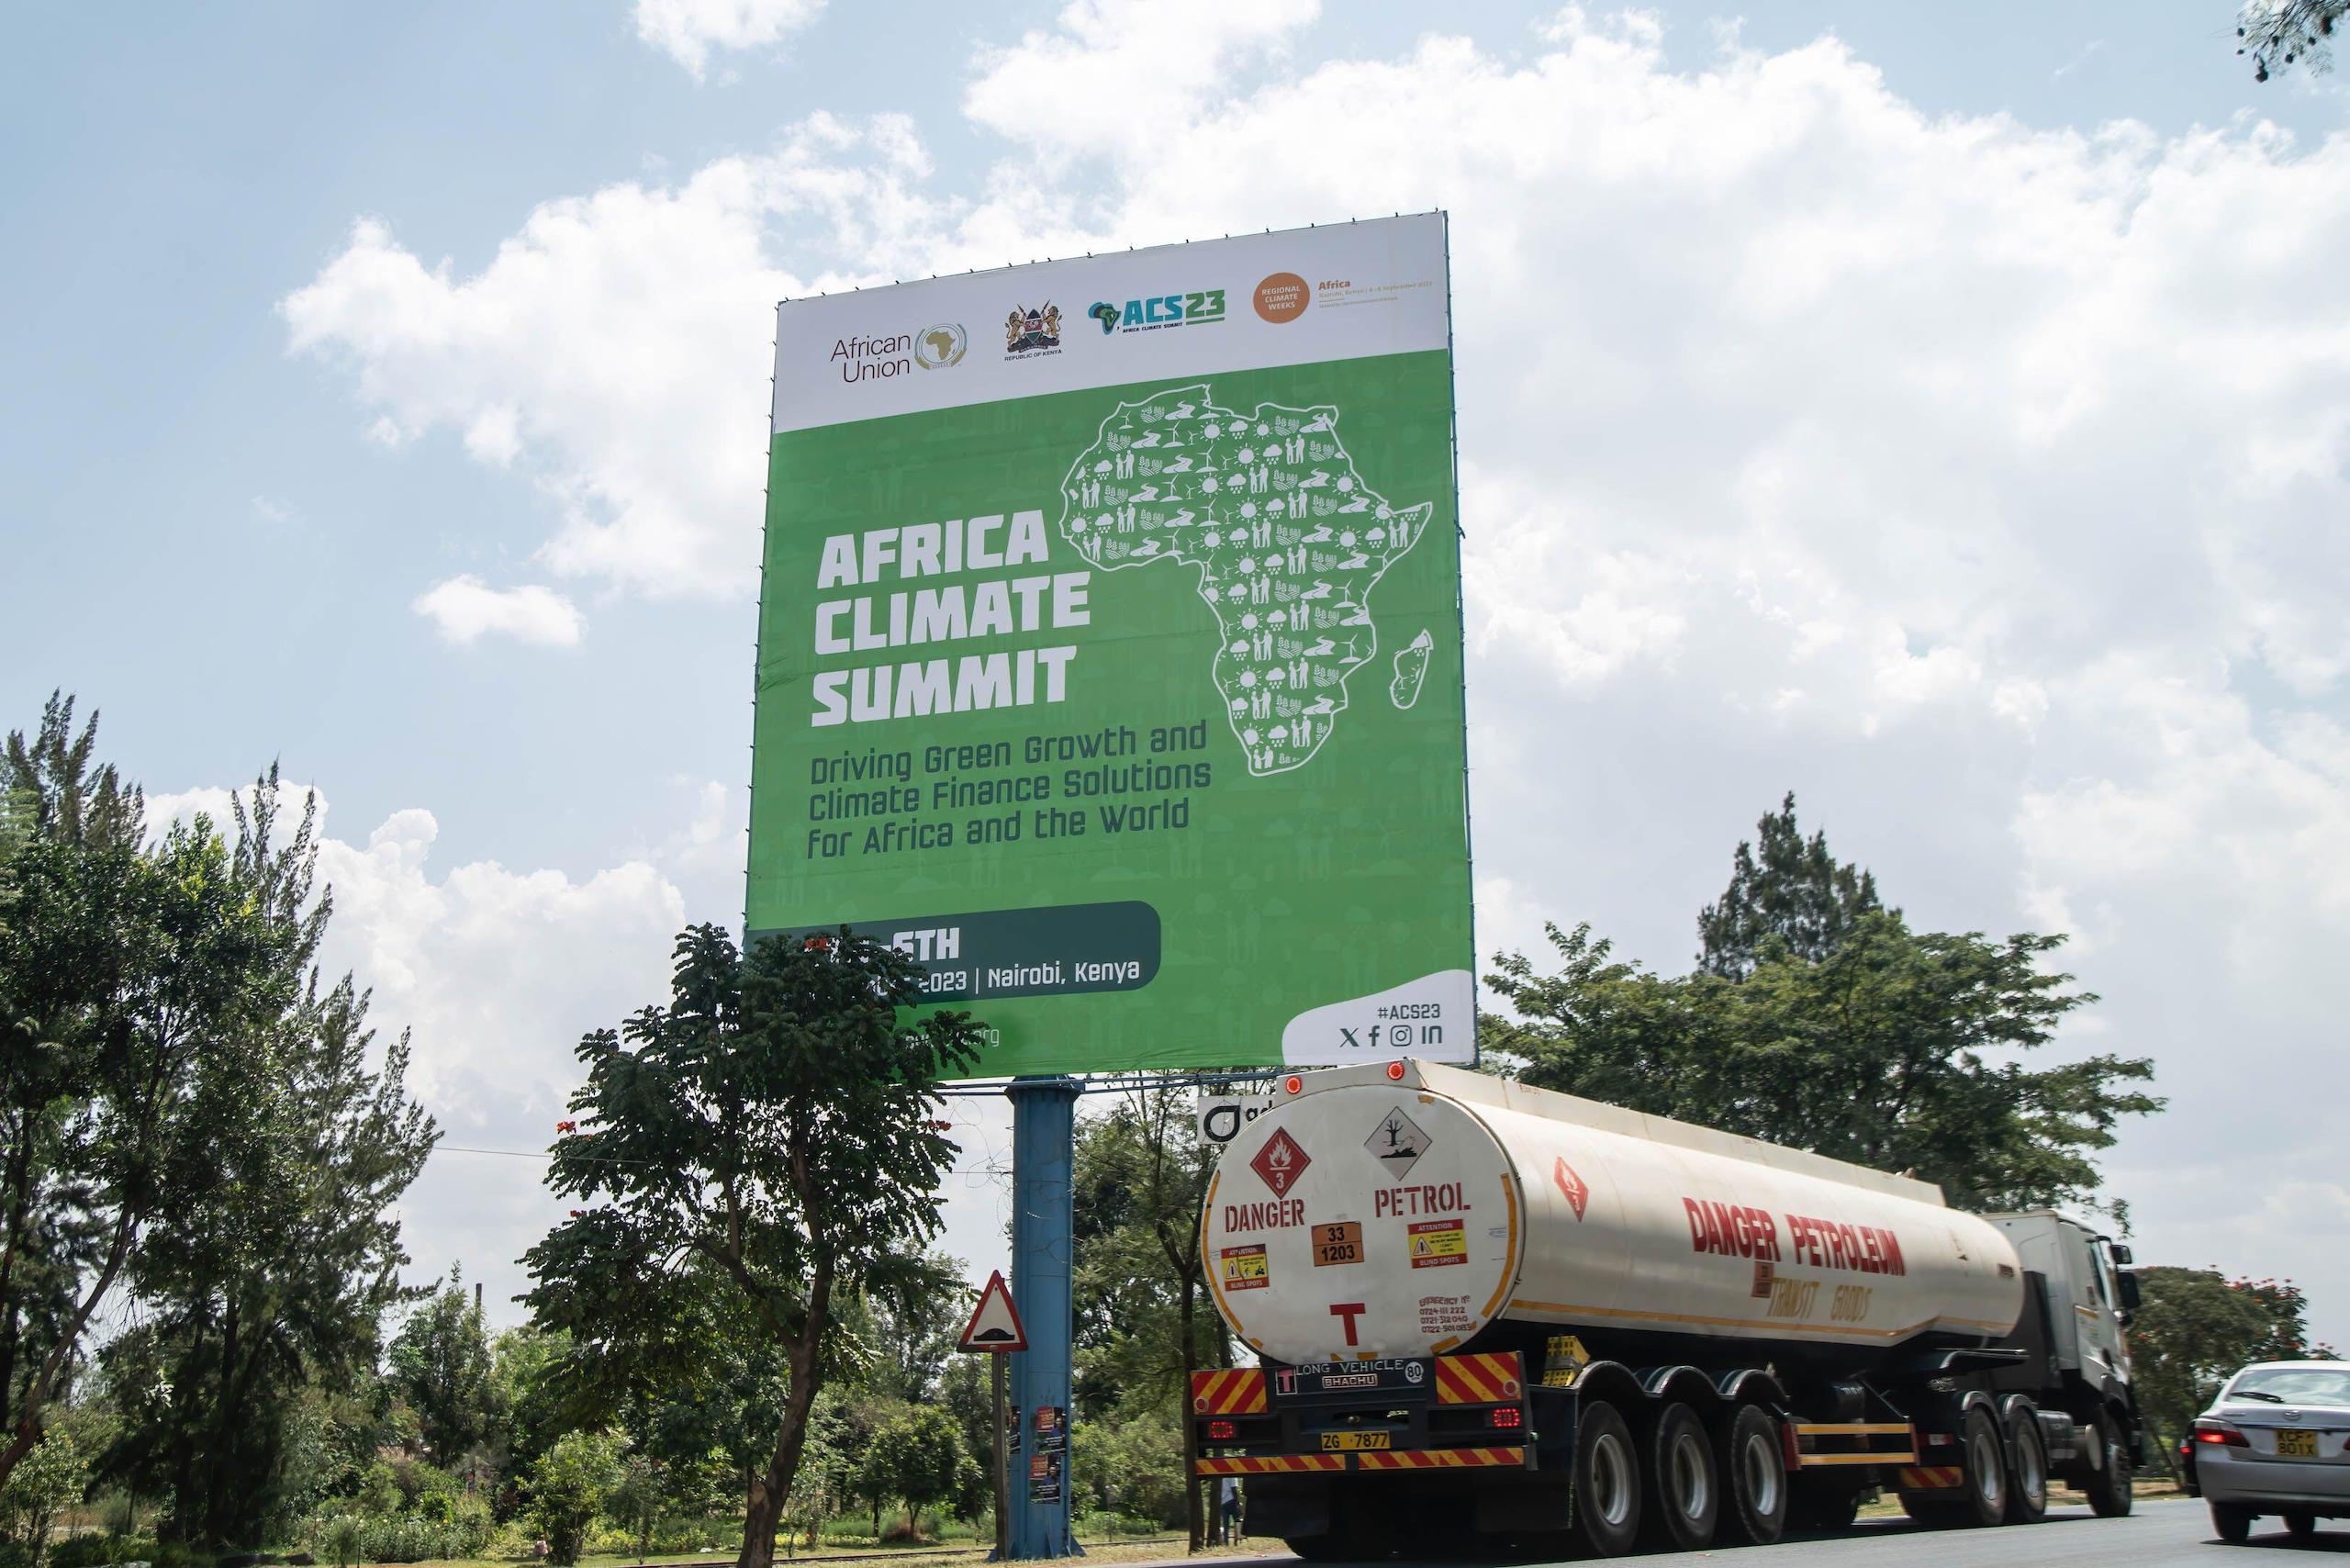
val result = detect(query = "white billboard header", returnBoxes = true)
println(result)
[770,213,1449,434]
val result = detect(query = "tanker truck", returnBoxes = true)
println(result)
[1191,1060,2146,1558]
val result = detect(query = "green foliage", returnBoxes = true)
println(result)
[2240,0,2344,79]
[520,925,984,1568]
[609,1441,730,1562]
[2129,1266,2343,1455]
[856,1407,977,1538]
[1065,1091,1225,1547]
[0,1430,85,1568]
[1696,792,1885,977]
[0,697,436,1543]
[1071,1407,1187,1527]
[527,1431,624,1567]
[387,1272,503,1473]
[1483,797,2161,1212]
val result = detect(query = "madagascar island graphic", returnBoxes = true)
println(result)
[1057,385,1434,776]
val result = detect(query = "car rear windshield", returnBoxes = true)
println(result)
[2230,1368,2350,1406]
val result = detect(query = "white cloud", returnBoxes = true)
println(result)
[285,12,2350,1341]
[633,0,826,81]
[964,0,1321,162]
[411,575,586,647]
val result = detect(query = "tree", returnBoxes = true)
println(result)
[2130,1266,2341,1462]
[91,778,437,1548]
[1066,1090,1225,1547]
[521,925,984,1568]
[0,1429,85,1568]
[2240,0,2344,79]
[527,1430,623,1567]
[1696,791,1884,977]
[609,1440,729,1562]
[1488,915,2160,1211]
[388,1271,503,1472]
[858,1407,973,1539]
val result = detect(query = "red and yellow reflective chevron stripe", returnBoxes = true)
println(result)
[1898,1466,1964,1490]
[1434,1351,1524,1406]
[1356,1448,1528,1471]
[1194,1455,1347,1475]
[1191,1369,1269,1415]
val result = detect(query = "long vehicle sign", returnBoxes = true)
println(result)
[1271,1359,1436,1402]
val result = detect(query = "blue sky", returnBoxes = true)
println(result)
[7,2,2349,1344]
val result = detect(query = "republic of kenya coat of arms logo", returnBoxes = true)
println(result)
[1006,303,1061,355]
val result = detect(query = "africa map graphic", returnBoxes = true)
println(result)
[1057,385,1435,776]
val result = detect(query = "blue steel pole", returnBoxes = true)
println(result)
[1005,1076,1082,1560]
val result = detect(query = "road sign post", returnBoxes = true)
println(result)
[953,1270,1028,1561]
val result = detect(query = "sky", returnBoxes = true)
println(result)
[6,1,2349,1350]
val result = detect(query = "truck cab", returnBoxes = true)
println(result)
[1986,1211,2140,1412]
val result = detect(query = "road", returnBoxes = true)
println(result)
[1147,1499,2350,1567]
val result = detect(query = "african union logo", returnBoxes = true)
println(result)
[1005,303,1062,356]
[912,322,968,369]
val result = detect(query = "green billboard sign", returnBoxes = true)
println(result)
[749,215,1471,1076]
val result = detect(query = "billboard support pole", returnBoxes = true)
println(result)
[1006,1076,1081,1560]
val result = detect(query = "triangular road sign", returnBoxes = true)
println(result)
[957,1269,1027,1353]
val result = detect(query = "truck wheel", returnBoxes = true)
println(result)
[1717,1403,1788,1546]
[2210,1502,2253,1543]
[1955,1406,2008,1527]
[2086,1412,2133,1518]
[2004,1412,2049,1524]
[1640,1403,1718,1551]
[1573,1399,1642,1558]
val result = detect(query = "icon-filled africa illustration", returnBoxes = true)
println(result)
[1058,385,1434,775]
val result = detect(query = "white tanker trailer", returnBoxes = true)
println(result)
[1190,1060,2146,1558]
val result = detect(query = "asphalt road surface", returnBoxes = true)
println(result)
[1179,1498,2350,1567]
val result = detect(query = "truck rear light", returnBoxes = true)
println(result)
[1284,1075,1304,1094]
[1208,1419,1237,1440]
[1490,1406,1522,1429]
[2194,1418,2250,1448]
[1386,1060,1406,1081]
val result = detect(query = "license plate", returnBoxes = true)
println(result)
[1313,1221,1364,1267]
[1320,1431,1393,1451]
[2277,1428,2319,1458]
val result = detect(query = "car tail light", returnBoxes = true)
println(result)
[1208,1419,1237,1440]
[2194,1418,2250,1448]
[1490,1406,1523,1430]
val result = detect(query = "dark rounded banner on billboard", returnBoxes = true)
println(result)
[747,214,1472,1077]
[767,901,1161,1004]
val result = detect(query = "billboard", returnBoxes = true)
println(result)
[748,214,1471,1076]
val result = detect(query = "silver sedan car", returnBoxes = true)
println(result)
[2195,1361,2350,1544]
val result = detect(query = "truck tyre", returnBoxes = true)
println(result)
[2210,1502,2253,1543]
[1573,1399,1642,1558]
[2004,1411,2049,1525]
[1717,1404,1788,1546]
[1640,1403,1718,1551]
[2285,1512,2317,1540]
[1955,1406,2008,1528]
[2086,1412,2133,1518]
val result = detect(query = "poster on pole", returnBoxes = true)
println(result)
[748,214,1471,1077]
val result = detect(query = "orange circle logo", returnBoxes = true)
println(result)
[1254,272,1310,323]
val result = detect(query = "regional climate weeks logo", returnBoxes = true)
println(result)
[1087,288,1228,335]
